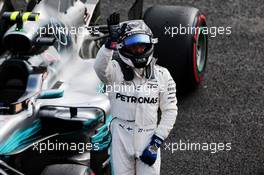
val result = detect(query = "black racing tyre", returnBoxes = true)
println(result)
[40,164,94,175]
[144,5,208,93]
[90,149,111,175]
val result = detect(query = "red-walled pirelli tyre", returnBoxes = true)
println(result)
[144,5,208,93]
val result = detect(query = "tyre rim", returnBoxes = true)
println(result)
[196,27,207,73]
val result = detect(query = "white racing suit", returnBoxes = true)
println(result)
[94,46,178,175]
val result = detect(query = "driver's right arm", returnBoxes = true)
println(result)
[93,45,116,84]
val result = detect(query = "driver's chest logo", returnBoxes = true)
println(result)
[115,80,159,104]
[115,93,158,104]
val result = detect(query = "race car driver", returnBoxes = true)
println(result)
[94,13,178,175]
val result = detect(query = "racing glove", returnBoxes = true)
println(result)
[105,12,127,50]
[140,134,164,166]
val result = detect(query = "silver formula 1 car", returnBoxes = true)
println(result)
[0,0,208,174]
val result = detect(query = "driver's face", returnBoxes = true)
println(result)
[126,44,146,55]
